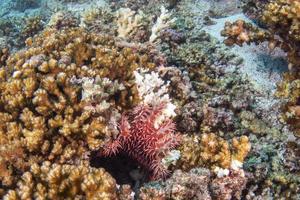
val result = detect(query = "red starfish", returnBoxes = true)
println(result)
[101,103,181,180]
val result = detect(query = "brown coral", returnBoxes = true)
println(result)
[210,169,248,200]
[0,47,9,66]
[221,19,271,46]
[2,161,130,200]
[222,0,300,136]
[177,133,251,171]
[0,26,156,187]
[139,168,212,200]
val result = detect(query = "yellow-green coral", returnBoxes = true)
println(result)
[177,133,251,171]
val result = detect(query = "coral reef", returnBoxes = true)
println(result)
[177,133,251,171]
[221,19,271,46]
[0,0,298,199]
[139,168,212,200]
[211,168,247,200]
[0,47,9,66]
[222,0,300,137]
[1,161,131,200]
[0,26,156,187]
[139,167,248,200]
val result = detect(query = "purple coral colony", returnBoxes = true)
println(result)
[0,0,299,199]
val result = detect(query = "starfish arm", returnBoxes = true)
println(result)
[119,114,131,140]
[101,140,122,156]
[149,160,170,180]
[153,120,181,151]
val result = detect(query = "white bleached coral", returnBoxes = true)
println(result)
[116,8,145,39]
[149,6,176,43]
[70,75,124,113]
[214,159,244,178]
[133,68,177,127]
[162,150,181,168]
[134,69,171,105]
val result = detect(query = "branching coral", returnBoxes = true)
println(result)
[139,168,212,200]
[116,8,146,39]
[133,69,176,110]
[0,26,156,187]
[101,104,181,180]
[221,19,271,46]
[149,6,176,43]
[0,47,9,67]
[177,133,251,171]
[2,161,129,200]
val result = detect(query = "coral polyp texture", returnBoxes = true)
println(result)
[102,103,181,180]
